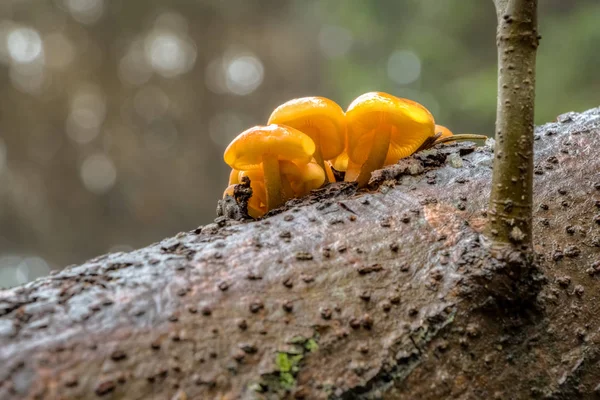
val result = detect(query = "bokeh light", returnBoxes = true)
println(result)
[225,54,264,95]
[80,153,117,194]
[387,50,422,85]
[145,30,197,78]
[7,27,43,64]
[66,84,106,144]
[0,255,50,288]
[65,0,105,25]
[205,49,264,95]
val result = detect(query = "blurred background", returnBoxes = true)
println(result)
[0,0,598,287]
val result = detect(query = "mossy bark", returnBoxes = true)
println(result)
[488,0,539,249]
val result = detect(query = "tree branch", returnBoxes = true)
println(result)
[488,0,539,249]
[1,107,599,399]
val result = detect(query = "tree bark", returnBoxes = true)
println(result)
[1,107,599,399]
[488,0,539,249]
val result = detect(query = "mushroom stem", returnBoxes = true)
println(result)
[355,129,391,188]
[433,134,488,145]
[312,147,329,183]
[323,162,336,183]
[262,154,284,210]
[344,159,362,182]
[281,171,295,200]
[304,132,329,185]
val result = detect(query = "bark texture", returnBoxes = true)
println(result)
[489,0,539,248]
[1,108,599,400]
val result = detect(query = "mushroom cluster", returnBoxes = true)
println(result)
[222,91,480,218]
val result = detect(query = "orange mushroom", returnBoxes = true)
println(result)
[223,171,267,219]
[224,124,315,210]
[435,124,453,141]
[323,161,336,182]
[238,169,268,218]
[415,124,487,151]
[279,160,326,197]
[268,97,345,183]
[344,92,435,187]
[330,151,349,172]
[226,159,325,218]
[228,169,241,185]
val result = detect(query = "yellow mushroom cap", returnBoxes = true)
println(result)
[237,169,268,218]
[435,124,453,140]
[280,160,325,197]
[267,97,346,160]
[228,169,241,185]
[224,124,316,170]
[346,92,435,165]
[331,151,349,172]
[224,169,269,219]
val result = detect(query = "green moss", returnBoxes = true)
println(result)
[255,335,321,393]
[275,352,305,389]
[304,338,319,352]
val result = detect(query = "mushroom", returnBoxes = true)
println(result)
[238,169,268,218]
[223,172,267,219]
[279,160,326,197]
[331,151,349,173]
[224,124,315,210]
[323,161,336,182]
[344,92,435,187]
[228,169,241,185]
[267,96,345,183]
[435,124,453,141]
[415,124,488,152]
[225,159,325,218]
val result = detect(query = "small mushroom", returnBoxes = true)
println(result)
[344,92,435,187]
[416,124,488,151]
[228,169,241,184]
[228,160,325,218]
[223,169,268,218]
[435,124,454,141]
[331,151,349,172]
[240,170,269,218]
[224,125,315,210]
[268,97,345,182]
[323,161,336,182]
[279,160,326,197]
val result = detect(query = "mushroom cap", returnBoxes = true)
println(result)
[223,169,268,218]
[238,170,268,218]
[280,160,325,196]
[224,124,315,170]
[228,169,241,185]
[331,151,349,171]
[346,92,435,165]
[435,124,453,140]
[267,97,345,160]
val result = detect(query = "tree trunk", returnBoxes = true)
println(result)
[1,108,599,399]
